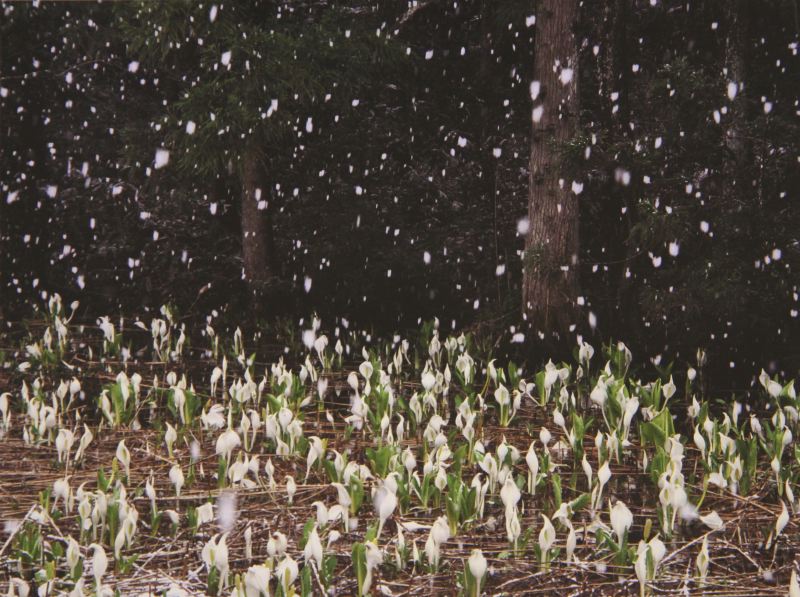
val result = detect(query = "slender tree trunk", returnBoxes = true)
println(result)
[599,0,636,329]
[600,0,630,124]
[723,0,750,206]
[0,34,6,322]
[478,0,501,304]
[523,0,580,340]
[241,148,272,293]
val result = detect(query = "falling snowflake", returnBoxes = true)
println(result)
[154,149,170,169]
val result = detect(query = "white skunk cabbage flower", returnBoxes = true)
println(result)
[593,460,612,509]
[610,500,633,546]
[598,460,611,486]
[767,500,790,548]
[526,442,539,494]
[56,429,75,463]
[543,366,559,392]
[89,543,108,590]
[267,532,288,559]
[421,370,436,392]
[275,556,298,596]
[244,565,270,597]
[0,392,11,429]
[66,536,81,573]
[695,536,710,581]
[210,367,223,397]
[244,526,253,561]
[468,548,487,583]
[566,523,577,562]
[202,404,226,430]
[579,341,594,366]
[97,317,115,343]
[693,427,706,461]
[311,501,329,527]
[145,476,156,512]
[202,534,230,587]
[53,476,71,512]
[215,427,241,463]
[635,535,666,593]
[790,569,800,597]
[114,520,128,559]
[699,510,724,531]
[78,496,93,532]
[305,436,325,480]
[538,514,556,554]
[505,508,521,545]
[762,373,782,398]
[359,360,373,381]
[164,423,177,458]
[303,525,324,570]
[494,384,510,406]
[285,475,297,504]
[164,509,180,527]
[425,516,450,569]
[196,502,214,526]
[581,454,593,488]
[74,424,94,462]
[590,381,607,407]
[169,464,184,497]
[373,479,398,538]
[115,439,131,479]
[332,483,353,523]
[362,541,383,595]
[500,476,521,516]
[662,376,676,400]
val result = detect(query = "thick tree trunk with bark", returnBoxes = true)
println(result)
[523,0,580,340]
[241,148,272,293]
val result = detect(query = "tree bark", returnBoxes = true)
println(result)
[599,0,635,330]
[241,148,272,292]
[523,0,580,340]
[599,0,630,123]
[723,0,750,206]
[478,0,501,304]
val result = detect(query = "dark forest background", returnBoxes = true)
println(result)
[1,0,799,391]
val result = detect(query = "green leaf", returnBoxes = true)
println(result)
[301,565,313,597]
[352,542,367,596]
[300,519,315,549]
[551,473,562,509]
[570,493,590,513]
[640,408,674,448]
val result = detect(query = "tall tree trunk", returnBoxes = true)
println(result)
[523,0,580,340]
[599,0,635,331]
[478,0,501,304]
[599,0,630,124]
[241,148,272,294]
[723,0,750,206]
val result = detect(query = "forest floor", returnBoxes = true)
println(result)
[0,318,798,596]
